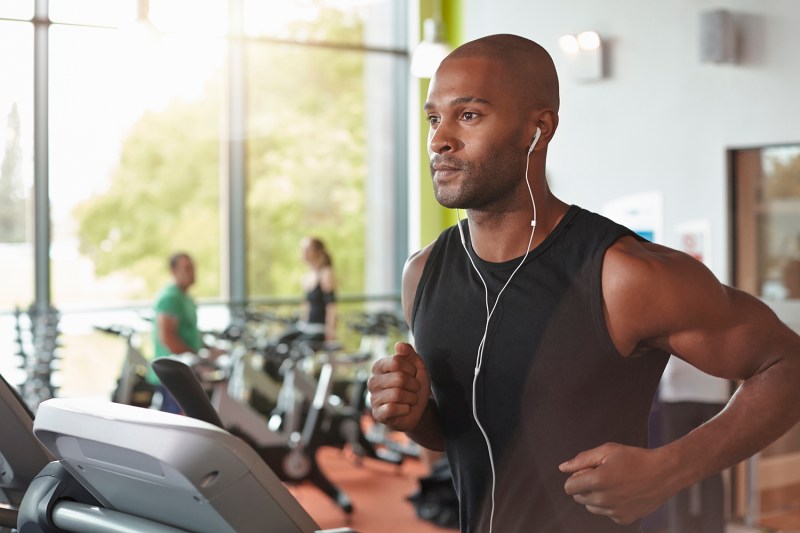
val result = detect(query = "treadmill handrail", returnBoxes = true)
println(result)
[0,503,17,528]
[52,500,190,533]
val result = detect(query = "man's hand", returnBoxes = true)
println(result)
[205,346,226,360]
[560,443,677,525]
[368,342,431,433]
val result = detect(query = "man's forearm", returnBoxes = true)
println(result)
[406,401,446,452]
[663,357,800,492]
[162,334,195,355]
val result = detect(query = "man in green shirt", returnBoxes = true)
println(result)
[151,252,210,413]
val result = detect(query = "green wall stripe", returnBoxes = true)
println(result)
[417,0,463,248]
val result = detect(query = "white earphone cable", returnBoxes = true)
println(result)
[456,132,538,533]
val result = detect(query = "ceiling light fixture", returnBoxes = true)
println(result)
[410,1,451,79]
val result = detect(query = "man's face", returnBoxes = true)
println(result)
[172,255,195,290]
[425,57,528,211]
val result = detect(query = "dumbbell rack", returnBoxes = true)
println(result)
[14,304,61,413]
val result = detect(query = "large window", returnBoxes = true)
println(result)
[0,1,409,402]
[242,2,407,301]
[245,45,404,300]
[50,24,225,306]
[0,20,34,382]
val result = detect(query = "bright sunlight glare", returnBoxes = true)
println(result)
[242,0,319,37]
[48,0,138,27]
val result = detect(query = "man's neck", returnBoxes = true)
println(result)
[466,197,570,263]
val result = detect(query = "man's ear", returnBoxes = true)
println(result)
[536,109,558,141]
[528,109,559,151]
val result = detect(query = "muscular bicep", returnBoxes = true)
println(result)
[666,285,800,380]
[603,238,800,380]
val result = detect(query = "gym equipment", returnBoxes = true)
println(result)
[345,311,423,461]
[264,339,403,468]
[15,304,61,412]
[12,395,356,532]
[205,308,406,474]
[0,372,52,532]
[205,321,284,414]
[406,456,459,530]
[346,310,409,364]
[153,354,356,513]
[263,310,411,466]
[94,324,155,408]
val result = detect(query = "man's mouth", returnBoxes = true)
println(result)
[431,158,466,180]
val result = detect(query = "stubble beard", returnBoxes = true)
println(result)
[432,146,524,212]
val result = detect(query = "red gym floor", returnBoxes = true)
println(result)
[288,446,456,533]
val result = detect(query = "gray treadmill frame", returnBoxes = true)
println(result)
[33,398,321,533]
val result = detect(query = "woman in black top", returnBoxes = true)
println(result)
[298,236,337,342]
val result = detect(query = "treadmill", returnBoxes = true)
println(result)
[0,373,354,532]
[0,373,52,532]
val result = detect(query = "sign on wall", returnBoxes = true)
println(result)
[602,191,663,244]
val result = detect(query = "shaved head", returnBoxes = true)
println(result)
[424,33,561,213]
[442,34,560,114]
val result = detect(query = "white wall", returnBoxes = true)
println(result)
[463,0,800,283]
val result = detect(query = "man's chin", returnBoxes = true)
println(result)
[433,190,462,209]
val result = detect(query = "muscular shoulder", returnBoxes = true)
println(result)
[602,236,727,356]
[603,237,690,293]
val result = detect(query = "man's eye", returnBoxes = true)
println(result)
[427,115,440,125]
[463,112,477,120]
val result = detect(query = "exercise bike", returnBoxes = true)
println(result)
[214,308,405,469]
[263,338,404,468]
[346,311,423,461]
[94,324,155,408]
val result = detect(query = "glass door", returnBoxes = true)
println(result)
[731,144,800,530]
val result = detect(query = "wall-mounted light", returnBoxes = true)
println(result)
[699,9,737,64]
[410,1,451,79]
[558,31,604,82]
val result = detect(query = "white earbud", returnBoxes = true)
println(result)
[528,126,542,154]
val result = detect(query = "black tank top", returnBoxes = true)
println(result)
[306,280,334,325]
[411,205,668,533]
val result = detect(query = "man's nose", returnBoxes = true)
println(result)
[428,125,454,154]
[428,132,453,154]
